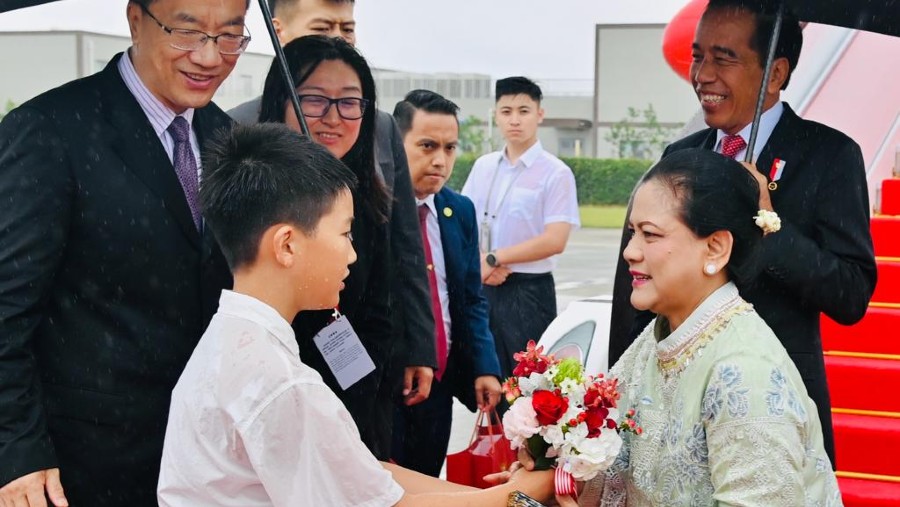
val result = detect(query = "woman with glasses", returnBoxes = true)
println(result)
[258,35,396,457]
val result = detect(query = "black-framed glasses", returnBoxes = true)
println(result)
[138,3,251,55]
[298,95,369,120]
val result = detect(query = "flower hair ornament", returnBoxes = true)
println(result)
[754,209,781,235]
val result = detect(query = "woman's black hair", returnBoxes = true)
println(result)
[638,148,764,286]
[259,35,389,224]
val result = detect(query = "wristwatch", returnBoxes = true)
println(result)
[486,251,500,268]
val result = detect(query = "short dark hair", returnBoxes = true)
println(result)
[393,89,460,137]
[704,0,803,90]
[495,76,542,103]
[200,123,357,271]
[131,0,251,9]
[638,148,763,286]
[258,35,389,224]
[268,0,355,17]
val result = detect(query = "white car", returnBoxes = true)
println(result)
[537,295,613,376]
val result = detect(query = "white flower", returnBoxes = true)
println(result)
[559,377,585,400]
[503,397,541,449]
[540,424,566,448]
[754,209,781,234]
[560,430,623,481]
[518,371,552,396]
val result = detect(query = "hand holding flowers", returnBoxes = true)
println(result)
[501,341,641,499]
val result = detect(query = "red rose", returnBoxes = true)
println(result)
[532,390,569,426]
[583,407,609,437]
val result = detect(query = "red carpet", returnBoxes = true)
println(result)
[838,477,900,507]
[871,215,900,258]
[826,354,900,413]
[824,179,900,505]
[833,412,900,477]
[822,308,900,356]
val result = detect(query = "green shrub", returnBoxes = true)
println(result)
[446,155,651,206]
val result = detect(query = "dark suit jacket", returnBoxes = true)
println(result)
[0,55,232,504]
[432,188,502,411]
[608,103,877,462]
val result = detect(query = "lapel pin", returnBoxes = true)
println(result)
[443,207,453,218]
[768,158,786,191]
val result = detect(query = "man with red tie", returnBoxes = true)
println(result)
[390,90,503,477]
[607,0,876,467]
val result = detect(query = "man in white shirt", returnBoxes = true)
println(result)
[159,122,555,506]
[461,77,580,381]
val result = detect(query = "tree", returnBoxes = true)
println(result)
[458,115,490,156]
[0,100,15,121]
[604,104,681,160]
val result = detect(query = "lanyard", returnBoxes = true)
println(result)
[483,156,524,222]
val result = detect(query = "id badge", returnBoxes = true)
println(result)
[313,315,376,390]
[479,220,492,252]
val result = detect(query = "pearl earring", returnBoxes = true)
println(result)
[704,263,717,275]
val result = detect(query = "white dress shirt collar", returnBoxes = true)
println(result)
[416,193,437,216]
[501,139,544,168]
[714,101,784,162]
[216,290,298,356]
[118,50,195,138]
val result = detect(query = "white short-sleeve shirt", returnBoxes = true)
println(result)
[158,290,404,507]
[461,140,580,274]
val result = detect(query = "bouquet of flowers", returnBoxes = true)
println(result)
[502,341,640,496]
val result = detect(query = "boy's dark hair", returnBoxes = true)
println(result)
[268,0,355,18]
[495,76,542,103]
[200,123,357,271]
[704,0,803,90]
[638,148,763,287]
[393,89,460,137]
[258,35,390,224]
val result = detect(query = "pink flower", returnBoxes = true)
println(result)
[503,397,541,448]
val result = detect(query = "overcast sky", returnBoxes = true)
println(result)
[0,0,688,81]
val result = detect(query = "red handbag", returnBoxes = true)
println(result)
[446,409,517,489]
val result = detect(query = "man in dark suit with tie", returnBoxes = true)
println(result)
[0,0,249,504]
[390,90,503,477]
[608,0,876,466]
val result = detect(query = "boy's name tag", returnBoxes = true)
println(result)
[313,315,376,390]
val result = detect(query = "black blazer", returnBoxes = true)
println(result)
[0,54,232,504]
[432,188,502,411]
[375,111,438,370]
[608,104,877,462]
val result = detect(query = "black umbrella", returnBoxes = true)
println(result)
[741,0,898,161]
[0,0,310,136]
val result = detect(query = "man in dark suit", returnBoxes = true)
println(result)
[228,0,437,459]
[608,0,876,466]
[390,90,503,476]
[0,0,249,504]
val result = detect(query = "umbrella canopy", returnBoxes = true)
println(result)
[786,0,899,38]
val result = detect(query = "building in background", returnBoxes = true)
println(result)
[0,30,596,158]
[0,30,271,113]
[593,23,696,159]
[372,69,594,157]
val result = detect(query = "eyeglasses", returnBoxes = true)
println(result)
[298,95,369,120]
[139,3,251,55]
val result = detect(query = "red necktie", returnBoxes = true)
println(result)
[721,134,747,159]
[418,204,449,381]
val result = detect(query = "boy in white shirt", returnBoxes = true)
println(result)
[158,123,553,506]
